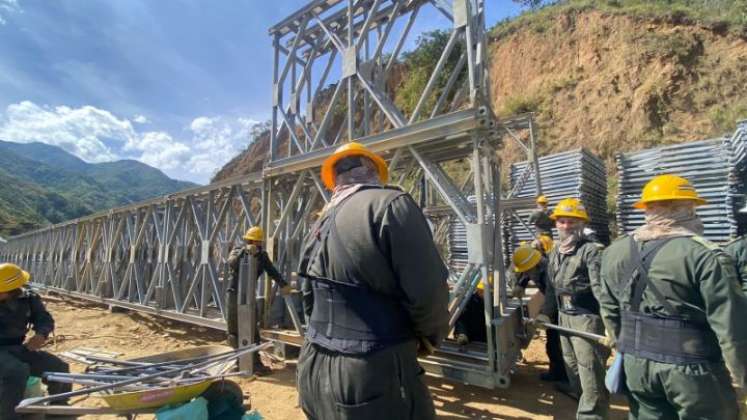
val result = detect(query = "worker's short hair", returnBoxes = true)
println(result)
[334,156,369,175]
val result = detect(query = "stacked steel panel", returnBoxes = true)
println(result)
[729,120,747,236]
[616,123,747,242]
[447,216,468,275]
[507,149,610,250]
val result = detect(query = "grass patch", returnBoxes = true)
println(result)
[501,94,543,117]
[492,0,747,40]
[709,100,747,133]
[638,31,704,65]
[548,75,579,92]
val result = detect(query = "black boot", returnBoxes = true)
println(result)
[540,372,561,382]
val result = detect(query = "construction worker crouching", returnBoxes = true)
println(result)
[534,197,610,419]
[0,263,71,419]
[598,174,747,419]
[512,245,566,383]
[454,281,487,346]
[225,226,289,372]
[296,142,449,420]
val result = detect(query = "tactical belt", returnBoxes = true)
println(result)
[617,237,721,364]
[556,288,599,315]
[0,337,24,346]
[300,189,412,353]
[299,272,412,342]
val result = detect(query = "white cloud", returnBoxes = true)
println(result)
[0,100,192,171]
[0,0,20,25]
[125,131,191,171]
[186,115,260,177]
[0,101,134,162]
[133,114,149,124]
[0,101,265,183]
[190,116,214,132]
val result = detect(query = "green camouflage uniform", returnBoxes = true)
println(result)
[529,208,555,236]
[225,246,286,347]
[724,234,747,293]
[542,239,610,419]
[599,235,747,420]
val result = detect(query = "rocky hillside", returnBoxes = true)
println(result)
[214,0,747,183]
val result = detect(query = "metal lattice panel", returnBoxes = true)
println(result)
[506,149,609,250]
[267,0,497,164]
[616,122,747,242]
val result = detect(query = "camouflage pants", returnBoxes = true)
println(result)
[558,312,611,420]
[297,340,435,420]
[624,354,739,420]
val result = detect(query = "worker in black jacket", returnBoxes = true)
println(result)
[0,263,71,420]
[225,227,290,373]
[296,142,449,420]
[454,282,487,346]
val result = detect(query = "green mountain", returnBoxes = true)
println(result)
[0,140,197,236]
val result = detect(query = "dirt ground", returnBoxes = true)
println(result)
[41,298,629,420]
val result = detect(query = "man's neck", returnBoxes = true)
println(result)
[0,289,21,303]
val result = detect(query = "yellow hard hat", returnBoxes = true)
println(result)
[513,246,542,273]
[243,226,264,242]
[537,234,554,253]
[476,281,485,291]
[320,142,388,190]
[551,197,590,222]
[536,195,549,205]
[0,263,30,293]
[634,174,706,209]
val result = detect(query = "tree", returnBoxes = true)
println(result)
[513,0,545,9]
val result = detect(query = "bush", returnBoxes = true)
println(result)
[709,101,747,132]
[501,94,543,116]
[639,31,704,65]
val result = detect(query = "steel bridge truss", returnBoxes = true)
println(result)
[2,175,265,330]
[1,0,546,389]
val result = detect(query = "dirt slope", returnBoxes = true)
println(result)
[491,8,747,164]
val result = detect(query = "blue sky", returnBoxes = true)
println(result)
[0,1,525,183]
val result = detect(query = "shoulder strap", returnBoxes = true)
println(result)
[301,193,359,278]
[627,237,677,313]
[690,235,719,251]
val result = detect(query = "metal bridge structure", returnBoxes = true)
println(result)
[0,0,544,389]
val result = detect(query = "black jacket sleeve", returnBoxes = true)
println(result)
[28,293,54,338]
[258,251,287,287]
[297,225,321,319]
[380,195,450,346]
